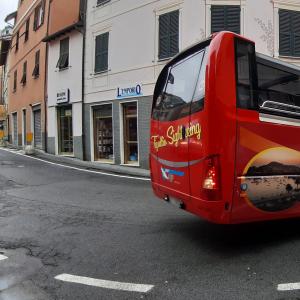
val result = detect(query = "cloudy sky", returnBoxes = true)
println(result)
[0,0,19,29]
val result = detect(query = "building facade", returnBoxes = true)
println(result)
[7,0,50,149]
[43,0,85,159]
[84,0,300,170]
[0,26,13,143]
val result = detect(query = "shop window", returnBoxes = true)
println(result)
[58,106,73,155]
[158,10,179,60]
[57,38,69,70]
[33,1,45,31]
[211,5,240,34]
[25,18,30,42]
[93,104,113,162]
[122,102,138,165]
[32,50,40,78]
[95,32,109,73]
[20,61,27,86]
[279,9,300,57]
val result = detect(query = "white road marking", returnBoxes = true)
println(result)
[0,148,150,182]
[55,274,154,293]
[0,254,8,261]
[277,282,300,291]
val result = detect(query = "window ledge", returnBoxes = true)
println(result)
[58,66,70,72]
[32,75,39,79]
[278,55,300,60]
[92,69,109,77]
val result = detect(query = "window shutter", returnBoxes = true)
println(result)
[211,5,240,34]
[95,32,109,73]
[159,10,179,60]
[292,10,300,57]
[279,10,292,56]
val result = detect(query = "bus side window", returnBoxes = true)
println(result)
[235,39,257,110]
[257,62,300,117]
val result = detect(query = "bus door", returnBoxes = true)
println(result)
[233,38,300,222]
[153,50,206,203]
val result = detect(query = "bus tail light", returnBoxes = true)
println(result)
[203,156,220,191]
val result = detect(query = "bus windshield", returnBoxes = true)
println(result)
[152,46,209,121]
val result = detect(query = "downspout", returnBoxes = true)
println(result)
[44,0,51,152]
[80,0,87,161]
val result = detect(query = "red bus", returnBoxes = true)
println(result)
[150,31,300,224]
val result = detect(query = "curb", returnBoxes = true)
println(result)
[31,150,151,178]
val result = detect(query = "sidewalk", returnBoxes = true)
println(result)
[3,145,150,178]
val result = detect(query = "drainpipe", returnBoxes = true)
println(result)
[80,0,87,161]
[44,0,51,152]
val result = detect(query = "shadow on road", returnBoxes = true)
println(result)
[173,217,300,257]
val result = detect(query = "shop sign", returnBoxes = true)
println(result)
[117,84,142,99]
[57,89,70,104]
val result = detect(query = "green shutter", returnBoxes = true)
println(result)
[159,10,179,60]
[211,5,240,34]
[95,32,109,73]
[280,9,300,57]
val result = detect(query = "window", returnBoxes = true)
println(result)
[153,50,205,121]
[279,9,300,57]
[122,102,138,165]
[235,39,257,110]
[97,0,110,6]
[93,104,113,162]
[95,32,109,73]
[58,106,73,155]
[57,38,69,70]
[32,50,40,78]
[20,61,27,85]
[211,5,240,34]
[25,18,30,42]
[257,62,300,118]
[13,70,17,92]
[33,2,45,31]
[158,10,179,60]
[15,31,19,52]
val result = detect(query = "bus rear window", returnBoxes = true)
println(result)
[152,47,208,121]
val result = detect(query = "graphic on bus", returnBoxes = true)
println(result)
[150,31,300,224]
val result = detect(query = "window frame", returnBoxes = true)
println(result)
[158,10,180,61]
[25,18,30,42]
[56,38,69,70]
[20,61,27,86]
[33,1,45,31]
[32,50,40,78]
[13,70,17,92]
[94,32,109,74]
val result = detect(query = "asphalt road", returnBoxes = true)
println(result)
[0,148,300,300]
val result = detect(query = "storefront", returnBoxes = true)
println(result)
[86,84,152,169]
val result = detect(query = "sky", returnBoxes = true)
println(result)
[0,0,19,30]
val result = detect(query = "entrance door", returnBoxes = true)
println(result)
[33,109,42,148]
[58,106,73,155]
[93,105,113,162]
[12,112,18,146]
[122,102,138,165]
[22,109,26,146]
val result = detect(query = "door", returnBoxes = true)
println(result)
[12,112,17,146]
[58,106,73,155]
[22,110,26,146]
[33,109,42,148]
[122,102,138,165]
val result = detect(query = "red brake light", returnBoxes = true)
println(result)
[203,157,220,190]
